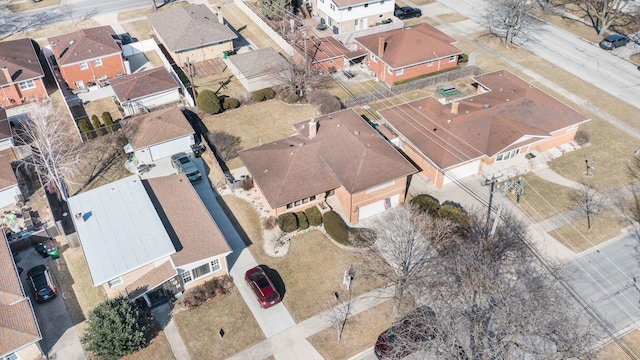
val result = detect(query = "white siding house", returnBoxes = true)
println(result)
[314,0,395,34]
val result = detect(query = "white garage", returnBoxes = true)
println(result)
[358,194,400,221]
[442,160,481,185]
[121,107,195,164]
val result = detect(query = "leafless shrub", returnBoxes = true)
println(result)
[307,90,342,114]
[206,130,242,162]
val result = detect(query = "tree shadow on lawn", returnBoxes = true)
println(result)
[260,265,287,300]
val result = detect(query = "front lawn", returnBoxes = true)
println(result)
[173,287,264,360]
[505,174,573,222]
[202,101,319,169]
[548,208,628,253]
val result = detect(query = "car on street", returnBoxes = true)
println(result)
[245,266,281,309]
[27,265,57,303]
[171,152,202,183]
[394,5,422,19]
[374,306,439,359]
[599,34,630,50]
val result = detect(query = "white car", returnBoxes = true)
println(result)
[171,153,202,183]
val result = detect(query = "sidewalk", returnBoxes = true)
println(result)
[228,286,394,360]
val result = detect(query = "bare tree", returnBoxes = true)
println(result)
[485,0,538,47]
[355,205,452,315]
[324,287,356,341]
[568,182,606,231]
[565,0,634,35]
[412,211,598,359]
[276,59,332,99]
[15,105,81,200]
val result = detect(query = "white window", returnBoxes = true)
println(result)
[396,68,404,76]
[79,62,88,70]
[211,259,221,273]
[1,353,19,360]
[18,79,35,90]
[107,277,123,288]
[94,58,103,66]
[181,271,193,284]
[496,148,520,162]
[285,195,317,209]
[449,55,456,63]
[192,263,211,279]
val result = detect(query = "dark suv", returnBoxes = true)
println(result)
[394,5,422,20]
[27,265,57,303]
[599,34,630,50]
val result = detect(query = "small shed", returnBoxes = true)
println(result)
[226,48,289,92]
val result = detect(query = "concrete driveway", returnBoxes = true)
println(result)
[15,248,86,360]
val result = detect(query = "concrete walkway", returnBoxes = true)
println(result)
[228,287,394,360]
[152,303,191,360]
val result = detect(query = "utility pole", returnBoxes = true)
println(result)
[486,176,499,227]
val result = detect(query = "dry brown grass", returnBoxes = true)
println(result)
[530,6,603,44]
[84,98,122,123]
[122,328,174,360]
[117,1,189,21]
[220,3,285,53]
[308,300,395,359]
[173,287,265,360]
[202,101,319,169]
[596,330,640,359]
[7,0,61,12]
[548,209,628,253]
[4,19,100,43]
[144,51,164,68]
[630,54,640,65]
[193,68,248,99]
[121,20,154,42]
[505,174,574,222]
[221,195,386,321]
[438,13,468,23]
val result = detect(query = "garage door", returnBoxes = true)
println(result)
[358,194,400,221]
[149,137,193,161]
[442,160,481,185]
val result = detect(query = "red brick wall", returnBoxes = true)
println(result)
[335,177,409,224]
[314,57,345,72]
[0,77,47,108]
[534,127,580,152]
[60,54,125,90]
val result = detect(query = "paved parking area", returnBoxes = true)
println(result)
[14,248,86,360]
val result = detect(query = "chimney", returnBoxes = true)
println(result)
[450,101,459,115]
[217,7,224,24]
[1,67,11,83]
[377,37,385,57]
[309,119,317,139]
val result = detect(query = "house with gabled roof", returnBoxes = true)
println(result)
[313,0,394,34]
[0,38,48,109]
[121,107,196,164]
[68,174,232,306]
[0,149,21,210]
[147,4,237,66]
[239,109,417,224]
[378,70,590,188]
[48,25,125,90]
[0,233,43,360]
[355,23,463,85]
[226,47,289,92]
[111,67,181,116]
[295,36,366,72]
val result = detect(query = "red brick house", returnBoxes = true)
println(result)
[354,23,463,85]
[239,109,417,224]
[48,26,125,90]
[0,38,47,109]
[378,70,590,188]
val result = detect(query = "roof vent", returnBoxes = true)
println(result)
[264,169,268,173]
[483,104,490,108]
[354,130,360,135]
[506,98,510,102]
[299,142,305,147]
[290,152,294,155]
[337,124,341,127]
[69,40,74,45]
[289,144,294,147]
[447,119,452,123]
[433,128,437,132]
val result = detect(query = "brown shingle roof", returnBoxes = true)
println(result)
[125,260,177,299]
[378,70,590,169]
[145,174,231,267]
[355,23,462,69]
[0,109,10,140]
[121,107,194,150]
[48,25,121,66]
[239,109,417,208]
[0,149,17,191]
[110,68,179,102]
[0,234,41,356]
[296,37,366,63]
[0,38,44,86]
[147,4,237,52]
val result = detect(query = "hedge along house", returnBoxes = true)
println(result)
[354,23,463,85]
[378,70,591,189]
[121,107,196,165]
[0,38,48,109]
[239,109,417,224]
[110,67,182,116]
[147,4,237,66]
[48,25,125,91]
[68,174,232,306]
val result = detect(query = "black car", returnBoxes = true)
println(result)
[599,34,630,50]
[394,6,422,20]
[374,306,438,359]
[27,265,57,303]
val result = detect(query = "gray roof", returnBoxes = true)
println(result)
[227,47,288,79]
[68,175,176,286]
[147,4,237,52]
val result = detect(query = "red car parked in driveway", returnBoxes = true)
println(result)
[245,266,281,309]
